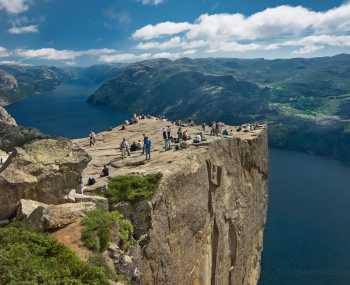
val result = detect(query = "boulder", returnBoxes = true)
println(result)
[27,202,96,231]
[17,199,48,219]
[64,189,108,210]
[0,139,91,220]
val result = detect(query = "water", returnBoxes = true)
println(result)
[6,85,350,284]
[6,83,130,138]
[259,149,350,285]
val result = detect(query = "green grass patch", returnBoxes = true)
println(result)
[106,173,162,205]
[0,222,109,285]
[81,209,134,252]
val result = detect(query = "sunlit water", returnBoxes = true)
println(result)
[6,84,350,285]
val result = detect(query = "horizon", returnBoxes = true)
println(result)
[1,0,350,66]
[1,52,349,68]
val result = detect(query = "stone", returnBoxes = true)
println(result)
[27,202,96,231]
[74,193,108,210]
[17,199,48,219]
[0,139,90,220]
[0,106,17,126]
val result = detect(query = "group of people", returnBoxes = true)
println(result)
[120,135,152,160]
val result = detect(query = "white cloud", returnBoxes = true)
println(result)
[139,0,164,6]
[0,60,31,66]
[131,3,350,57]
[99,53,152,63]
[8,25,39,34]
[0,0,30,14]
[133,22,192,40]
[0,47,10,57]
[15,48,120,61]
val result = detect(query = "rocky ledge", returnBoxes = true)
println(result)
[0,138,91,220]
[73,118,269,285]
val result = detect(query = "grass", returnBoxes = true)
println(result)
[106,173,162,205]
[81,209,134,252]
[0,222,109,285]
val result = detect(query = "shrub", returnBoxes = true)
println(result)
[0,223,109,285]
[106,173,162,205]
[81,209,133,252]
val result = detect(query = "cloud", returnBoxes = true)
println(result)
[139,0,164,6]
[15,48,119,61]
[0,47,10,57]
[8,24,39,34]
[0,0,30,14]
[133,22,192,40]
[0,60,31,66]
[131,3,350,57]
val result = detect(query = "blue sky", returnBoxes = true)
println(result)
[0,0,349,65]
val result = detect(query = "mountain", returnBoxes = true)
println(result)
[88,55,350,164]
[0,63,125,106]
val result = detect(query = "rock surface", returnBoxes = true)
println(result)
[0,138,90,220]
[27,202,96,231]
[0,106,16,126]
[74,118,268,285]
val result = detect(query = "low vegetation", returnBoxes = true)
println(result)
[106,173,162,205]
[0,223,109,285]
[81,208,134,252]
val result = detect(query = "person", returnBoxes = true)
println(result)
[193,134,202,144]
[121,124,126,131]
[144,137,152,160]
[79,176,84,195]
[210,122,216,136]
[222,128,229,136]
[101,165,109,177]
[183,129,190,141]
[136,140,142,150]
[130,141,138,152]
[89,131,96,147]
[142,134,147,154]
[120,138,131,159]
[177,127,182,143]
[161,127,168,150]
[202,123,206,132]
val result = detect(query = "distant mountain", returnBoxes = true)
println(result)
[0,63,125,105]
[89,55,350,164]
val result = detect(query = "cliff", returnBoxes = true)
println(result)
[74,118,268,285]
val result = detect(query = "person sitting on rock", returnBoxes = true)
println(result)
[130,141,138,152]
[193,134,202,144]
[222,128,229,136]
[100,165,109,177]
[120,138,131,159]
[183,129,190,141]
[121,124,126,131]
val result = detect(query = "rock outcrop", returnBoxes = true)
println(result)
[74,118,268,285]
[0,138,90,220]
[0,106,17,126]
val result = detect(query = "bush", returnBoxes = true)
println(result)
[0,223,109,285]
[81,209,133,252]
[106,173,162,205]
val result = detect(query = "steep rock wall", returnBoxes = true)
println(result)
[139,131,268,285]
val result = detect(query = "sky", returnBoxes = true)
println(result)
[0,0,349,66]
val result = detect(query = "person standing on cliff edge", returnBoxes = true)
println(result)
[144,137,152,160]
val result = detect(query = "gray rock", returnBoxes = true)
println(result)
[17,199,48,219]
[27,202,96,231]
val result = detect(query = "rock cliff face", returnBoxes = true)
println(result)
[0,139,90,220]
[0,106,17,126]
[139,132,268,285]
[74,118,268,285]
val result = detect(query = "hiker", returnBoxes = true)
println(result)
[177,127,182,143]
[161,127,168,150]
[89,131,96,147]
[144,137,152,160]
[210,122,216,136]
[130,141,138,152]
[193,134,202,144]
[222,128,229,136]
[136,140,142,150]
[79,176,84,195]
[183,129,190,141]
[202,123,206,132]
[100,165,109,177]
[120,138,131,159]
[121,124,126,131]
[142,134,147,154]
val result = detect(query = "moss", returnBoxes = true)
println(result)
[106,173,162,205]
[81,209,134,252]
[0,222,109,285]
